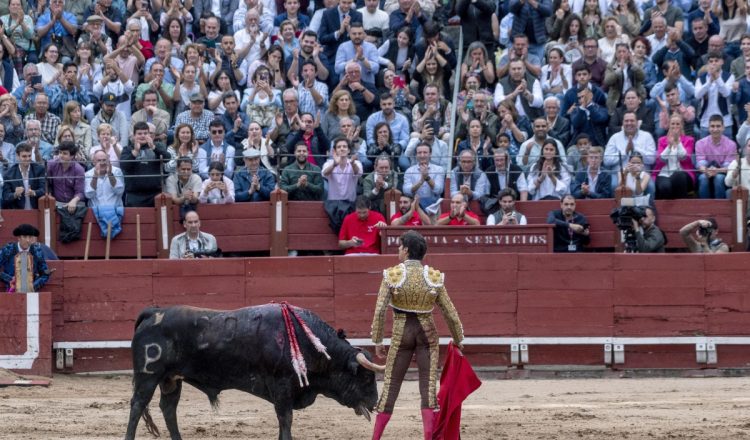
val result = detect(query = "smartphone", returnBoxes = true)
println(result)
[393,75,406,89]
[570,35,577,42]
[30,75,42,86]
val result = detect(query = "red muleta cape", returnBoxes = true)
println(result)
[433,343,482,440]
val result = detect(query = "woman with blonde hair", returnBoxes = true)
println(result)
[0,93,23,145]
[56,124,90,166]
[321,90,359,141]
[165,123,204,174]
[89,123,122,168]
[62,101,92,155]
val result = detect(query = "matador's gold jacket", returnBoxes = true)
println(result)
[371,260,464,344]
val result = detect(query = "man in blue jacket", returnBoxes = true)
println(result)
[0,224,50,293]
[233,148,276,202]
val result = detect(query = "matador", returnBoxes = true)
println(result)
[370,230,464,440]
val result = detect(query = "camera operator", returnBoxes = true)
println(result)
[679,218,729,254]
[169,211,220,259]
[632,206,665,253]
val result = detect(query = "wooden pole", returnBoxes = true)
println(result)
[136,214,142,260]
[84,222,92,261]
[105,221,112,260]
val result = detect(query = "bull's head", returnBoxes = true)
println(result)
[341,350,383,421]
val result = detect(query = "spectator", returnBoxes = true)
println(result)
[334,22,379,85]
[456,89,498,144]
[540,47,571,100]
[173,93,215,144]
[633,206,666,253]
[544,96,570,148]
[35,0,78,58]
[566,133,591,173]
[654,81,696,138]
[233,148,275,202]
[179,64,210,115]
[23,92,60,145]
[402,142,444,210]
[331,61,377,125]
[450,149,489,201]
[366,94,409,154]
[571,37,607,88]
[234,8,270,67]
[695,114,736,199]
[653,114,695,200]
[338,194,386,255]
[0,223,49,293]
[604,111,656,182]
[85,149,125,238]
[414,20,457,73]
[630,36,658,92]
[725,138,750,196]
[199,119,237,179]
[604,44,646,115]
[362,154,398,216]
[411,83,451,146]
[62,101,92,157]
[403,120,450,173]
[732,59,750,124]
[456,0,496,55]
[134,60,174,112]
[220,93,250,149]
[120,121,171,207]
[318,0,363,66]
[617,152,652,198]
[13,63,52,115]
[131,89,171,143]
[207,71,239,115]
[679,217,729,253]
[482,146,528,215]
[456,118,493,171]
[570,85,609,149]
[89,123,122,168]
[241,121,276,174]
[607,88,655,144]
[486,188,527,226]
[283,111,329,167]
[166,156,202,216]
[169,211,220,259]
[547,194,590,252]
[560,64,606,116]
[517,117,566,174]
[200,161,236,204]
[367,122,402,171]
[493,59,543,121]
[389,0,426,41]
[286,30,330,84]
[436,193,480,225]
[0,94,24,146]
[291,60,329,116]
[390,193,431,226]
[459,41,495,90]
[47,141,84,212]
[1,0,36,71]
[0,124,16,173]
[91,92,130,148]
[571,146,611,199]
[321,89,358,144]
[279,141,324,200]
[695,51,734,138]
[413,38,452,97]
[730,34,750,80]
[22,119,54,163]
[528,138,572,201]
[2,142,46,210]
[358,0,388,36]
[49,62,89,117]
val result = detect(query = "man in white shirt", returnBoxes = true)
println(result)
[234,8,271,65]
[695,50,735,138]
[604,111,656,189]
[493,59,543,120]
[646,16,669,60]
[517,117,566,173]
[358,0,388,35]
[403,142,445,210]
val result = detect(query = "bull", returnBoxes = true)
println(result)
[124,303,384,440]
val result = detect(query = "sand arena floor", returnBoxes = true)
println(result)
[1,372,750,439]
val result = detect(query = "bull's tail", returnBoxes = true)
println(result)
[135,307,162,331]
[142,407,161,437]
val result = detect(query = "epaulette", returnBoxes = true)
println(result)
[423,265,444,289]
[383,263,406,289]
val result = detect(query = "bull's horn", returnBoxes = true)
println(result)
[356,352,385,373]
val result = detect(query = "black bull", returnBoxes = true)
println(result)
[125,304,384,440]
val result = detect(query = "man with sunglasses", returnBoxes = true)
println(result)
[200,119,236,180]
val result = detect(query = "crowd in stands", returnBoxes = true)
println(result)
[0,0,749,247]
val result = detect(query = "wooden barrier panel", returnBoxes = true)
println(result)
[38,253,750,372]
[0,292,52,377]
[380,225,553,254]
[287,201,340,251]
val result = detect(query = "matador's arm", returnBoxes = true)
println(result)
[435,285,464,345]
[371,278,392,344]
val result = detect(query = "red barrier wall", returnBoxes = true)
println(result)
[30,253,750,373]
[0,293,53,376]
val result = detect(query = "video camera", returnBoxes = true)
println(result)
[610,206,646,253]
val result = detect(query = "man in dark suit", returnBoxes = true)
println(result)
[570,146,612,199]
[319,0,362,81]
[2,143,46,210]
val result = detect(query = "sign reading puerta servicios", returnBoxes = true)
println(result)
[381,226,554,254]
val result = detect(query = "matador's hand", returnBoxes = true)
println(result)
[375,344,387,359]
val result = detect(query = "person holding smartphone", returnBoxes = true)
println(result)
[337,195,386,255]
